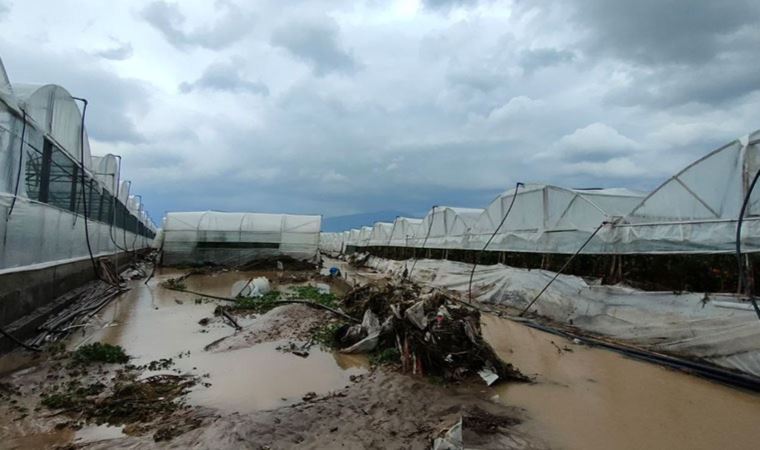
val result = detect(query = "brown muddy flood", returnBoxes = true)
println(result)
[482,315,760,450]
[67,269,367,413]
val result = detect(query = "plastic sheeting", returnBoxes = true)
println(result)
[389,217,422,247]
[0,195,151,274]
[368,222,393,246]
[364,255,760,379]
[161,211,321,265]
[608,130,760,253]
[467,184,644,253]
[0,56,155,273]
[411,206,483,249]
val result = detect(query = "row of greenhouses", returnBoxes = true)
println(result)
[320,130,760,255]
[0,57,156,273]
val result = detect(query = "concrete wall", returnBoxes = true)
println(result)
[0,252,136,352]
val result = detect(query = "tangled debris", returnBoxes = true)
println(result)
[337,281,528,383]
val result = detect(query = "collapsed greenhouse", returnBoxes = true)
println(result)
[0,57,155,343]
[159,211,322,266]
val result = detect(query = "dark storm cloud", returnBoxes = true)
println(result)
[179,61,269,95]
[140,0,253,50]
[94,41,134,61]
[271,18,359,76]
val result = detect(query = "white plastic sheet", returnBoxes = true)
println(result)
[365,255,760,378]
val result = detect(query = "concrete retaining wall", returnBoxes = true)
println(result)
[0,252,137,352]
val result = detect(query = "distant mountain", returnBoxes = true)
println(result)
[322,210,412,232]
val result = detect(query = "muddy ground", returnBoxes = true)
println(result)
[0,266,545,449]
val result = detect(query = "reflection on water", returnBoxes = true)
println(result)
[482,315,760,450]
[66,269,368,414]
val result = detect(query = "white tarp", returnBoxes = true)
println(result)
[364,255,760,379]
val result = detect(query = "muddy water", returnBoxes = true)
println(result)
[67,269,367,413]
[483,315,760,450]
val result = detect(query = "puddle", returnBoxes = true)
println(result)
[182,340,365,413]
[482,315,760,450]
[65,269,368,414]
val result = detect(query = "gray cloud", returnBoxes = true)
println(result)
[179,61,269,95]
[271,18,359,76]
[422,0,481,11]
[94,41,134,61]
[605,57,760,108]
[1,44,149,144]
[140,0,253,50]
[569,0,760,66]
[519,48,575,73]
[0,1,9,20]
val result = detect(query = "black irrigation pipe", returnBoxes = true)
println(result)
[6,109,27,219]
[519,221,607,316]
[468,182,523,303]
[510,316,760,392]
[407,205,436,279]
[735,166,760,321]
[71,96,100,281]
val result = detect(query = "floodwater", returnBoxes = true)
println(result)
[67,269,367,413]
[483,315,760,450]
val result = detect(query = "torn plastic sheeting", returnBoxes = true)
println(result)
[340,332,380,354]
[432,419,463,450]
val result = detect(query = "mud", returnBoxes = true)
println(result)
[1,266,537,448]
[482,315,760,450]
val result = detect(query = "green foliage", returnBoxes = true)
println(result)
[41,392,77,409]
[73,343,130,364]
[312,322,344,348]
[369,347,400,366]
[290,286,338,308]
[232,290,281,312]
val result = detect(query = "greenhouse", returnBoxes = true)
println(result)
[368,222,393,246]
[388,217,422,247]
[0,58,155,274]
[161,211,321,265]
[410,206,483,249]
[610,130,760,254]
[467,184,644,253]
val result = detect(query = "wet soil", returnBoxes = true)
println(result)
[0,267,535,449]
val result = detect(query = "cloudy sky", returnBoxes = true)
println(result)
[1,0,759,222]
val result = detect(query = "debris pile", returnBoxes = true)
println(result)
[337,282,527,383]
